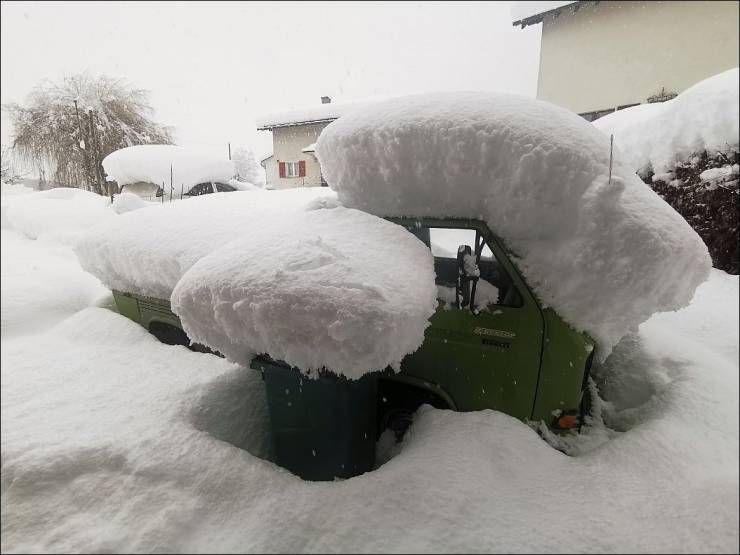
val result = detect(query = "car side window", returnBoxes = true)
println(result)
[428,227,522,310]
[187,182,214,196]
[215,183,236,192]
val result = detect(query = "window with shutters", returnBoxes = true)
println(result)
[280,161,306,178]
[285,161,300,177]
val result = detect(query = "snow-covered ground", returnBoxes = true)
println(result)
[1,184,737,553]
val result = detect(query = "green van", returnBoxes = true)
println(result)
[113,216,595,480]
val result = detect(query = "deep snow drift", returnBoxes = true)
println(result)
[172,206,438,379]
[102,144,235,193]
[316,92,711,359]
[3,186,116,244]
[594,68,739,176]
[74,188,335,299]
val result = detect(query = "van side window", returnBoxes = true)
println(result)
[428,227,522,309]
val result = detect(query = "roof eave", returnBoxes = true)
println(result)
[512,1,579,29]
[256,117,339,131]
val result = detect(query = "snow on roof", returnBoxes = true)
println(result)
[256,101,369,130]
[302,142,316,153]
[172,206,437,379]
[102,145,235,193]
[511,1,577,27]
[593,67,739,175]
[316,92,711,360]
[75,188,335,300]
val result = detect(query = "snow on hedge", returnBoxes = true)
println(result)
[316,92,711,359]
[594,68,739,175]
[75,188,335,299]
[102,145,235,193]
[172,206,437,378]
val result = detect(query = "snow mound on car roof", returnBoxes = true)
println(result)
[75,188,335,299]
[315,92,711,359]
[172,206,437,379]
[102,145,235,193]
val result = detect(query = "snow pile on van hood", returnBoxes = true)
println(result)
[102,145,235,192]
[316,92,711,359]
[594,68,739,175]
[172,206,437,378]
[75,188,335,299]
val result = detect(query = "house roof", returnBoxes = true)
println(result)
[302,143,316,153]
[511,1,579,28]
[255,100,370,130]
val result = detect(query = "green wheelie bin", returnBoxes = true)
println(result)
[254,356,379,481]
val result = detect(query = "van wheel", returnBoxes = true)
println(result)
[379,408,415,442]
[377,380,449,442]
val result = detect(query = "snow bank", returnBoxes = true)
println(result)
[111,192,153,214]
[4,187,115,244]
[228,178,262,191]
[172,206,437,379]
[0,183,35,229]
[1,230,109,338]
[316,92,711,359]
[102,145,235,192]
[594,68,739,175]
[75,188,336,299]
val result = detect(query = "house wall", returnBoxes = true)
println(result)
[265,122,331,189]
[262,156,279,188]
[537,1,739,114]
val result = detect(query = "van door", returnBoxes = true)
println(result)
[397,221,544,420]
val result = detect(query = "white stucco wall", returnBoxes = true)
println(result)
[537,1,739,114]
[263,122,330,189]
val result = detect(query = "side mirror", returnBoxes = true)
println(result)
[457,245,480,279]
[456,245,480,312]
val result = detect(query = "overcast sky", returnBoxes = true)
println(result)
[1,1,541,157]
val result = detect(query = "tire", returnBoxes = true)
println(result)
[377,380,448,442]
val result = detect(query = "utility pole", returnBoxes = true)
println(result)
[228,142,231,160]
[608,134,614,186]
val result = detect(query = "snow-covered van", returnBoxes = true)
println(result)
[111,212,595,480]
[78,92,710,481]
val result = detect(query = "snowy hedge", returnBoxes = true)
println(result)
[316,91,711,360]
[595,68,739,274]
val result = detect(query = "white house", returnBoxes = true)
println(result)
[512,1,739,120]
[256,97,367,189]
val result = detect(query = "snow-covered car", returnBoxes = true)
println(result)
[102,144,238,200]
[76,92,710,482]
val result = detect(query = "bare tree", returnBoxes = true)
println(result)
[4,73,173,194]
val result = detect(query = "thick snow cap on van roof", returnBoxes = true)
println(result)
[315,92,711,359]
